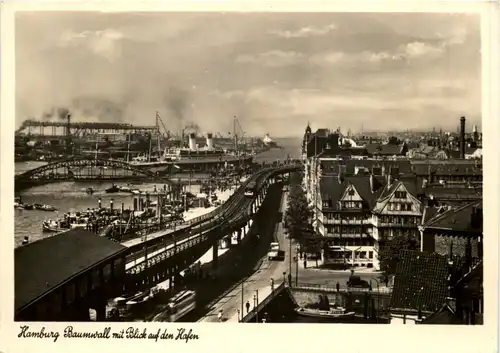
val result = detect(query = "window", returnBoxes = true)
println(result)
[395,191,407,199]
[66,283,76,305]
[369,251,373,259]
[103,263,112,283]
[91,269,100,290]
[348,189,355,196]
[78,277,88,297]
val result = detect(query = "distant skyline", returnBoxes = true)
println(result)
[16,12,481,137]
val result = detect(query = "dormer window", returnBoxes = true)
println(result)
[395,191,407,199]
[348,189,355,196]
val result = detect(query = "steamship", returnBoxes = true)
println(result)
[130,133,252,169]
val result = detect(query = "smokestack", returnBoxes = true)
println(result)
[460,116,466,159]
[206,133,214,150]
[189,133,197,151]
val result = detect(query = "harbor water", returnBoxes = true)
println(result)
[14,137,301,247]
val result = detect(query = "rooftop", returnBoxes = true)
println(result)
[319,174,385,210]
[15,228,127,313]
[390,250,450,314]
[421,202,482,234]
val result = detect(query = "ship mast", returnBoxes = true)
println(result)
[233,115,237,154]
[156,111,162,160]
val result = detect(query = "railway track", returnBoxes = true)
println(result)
[123,166,297,272]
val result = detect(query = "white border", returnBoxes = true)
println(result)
[1,2,498,353]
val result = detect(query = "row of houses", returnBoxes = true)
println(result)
[301,124,483,325]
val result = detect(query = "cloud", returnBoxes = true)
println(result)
[236,50,304,67]
[58,29,125,61]
[15,12,480,135]
[269,24,337,38]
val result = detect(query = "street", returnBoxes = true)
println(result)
[295,261,385,289]
[198,188,291,322]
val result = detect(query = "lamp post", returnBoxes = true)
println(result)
[370,278,380,323]
[253,291,259,323]
[294,256,298,287]
[241,280,244,322]
[288,232,293,286]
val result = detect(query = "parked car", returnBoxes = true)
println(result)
[347,275,371,289]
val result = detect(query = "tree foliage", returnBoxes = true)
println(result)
[284,172,313,244]
[378,233,418,279]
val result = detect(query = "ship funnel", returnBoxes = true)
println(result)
[206,133,214,150]
[189,133,197,151]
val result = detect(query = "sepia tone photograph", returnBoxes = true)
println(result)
[12,10,484,326]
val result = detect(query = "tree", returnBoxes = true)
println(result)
[378,233,418,281]
[285,183,312,244]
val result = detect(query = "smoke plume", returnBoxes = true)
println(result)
[163,87,190,132]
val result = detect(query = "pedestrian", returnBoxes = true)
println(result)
[303,259,307,269]
[270,278,275,291]
[245,301,250,313]
[336,282,340,292]
[217,309,223,322]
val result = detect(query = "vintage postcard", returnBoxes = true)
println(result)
[1,1,498,353]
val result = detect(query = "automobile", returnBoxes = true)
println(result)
[346,275,371,289]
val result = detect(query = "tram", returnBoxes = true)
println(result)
[153,290,196,322]
[244,180,257,197]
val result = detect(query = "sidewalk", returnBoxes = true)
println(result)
[199,262,278,323]
[198,185,288,323]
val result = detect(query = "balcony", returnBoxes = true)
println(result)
[377,222,419,229]
[324,218,370,225]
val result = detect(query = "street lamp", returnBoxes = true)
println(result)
[293,256,298,287]
[241,279,244,321]
[370,278,380,323]
[253,292,259,323]
[288,231,293,286]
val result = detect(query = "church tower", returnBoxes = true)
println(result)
[302,123,312,159]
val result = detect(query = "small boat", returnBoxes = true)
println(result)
[295,305,355,321]
[85,187,94,195]
[105,185,120,193]
[42,215,88,232]
[14,201,24,209]
[34,204,58,212]
[42,220,68,232]
[118,186,131,192]
[21,236,30,245]
[23,204,35,210]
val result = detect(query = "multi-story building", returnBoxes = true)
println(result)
[315,166,423,270]
[318,174,381,269]
[371,175,424,242]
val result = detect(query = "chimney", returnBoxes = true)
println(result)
[460,116,466,159]
[369,174,375,193]
[206,133,214,150]
[338,165,345,184]
[189,133,197,151]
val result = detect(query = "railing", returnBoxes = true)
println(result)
[123,165,300,272]
[294,283,392,294]
[123,164,299,244]
[241,282,287,323]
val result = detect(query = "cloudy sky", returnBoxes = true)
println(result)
[15,12,481,137]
